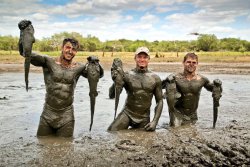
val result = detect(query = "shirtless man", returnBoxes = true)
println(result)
[162,53,222,127]
[21,38,103,137]
[108,47,163,131]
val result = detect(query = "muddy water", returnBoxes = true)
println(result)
[0,72,250,166]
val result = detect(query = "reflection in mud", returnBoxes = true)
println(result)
[0,72,250,166]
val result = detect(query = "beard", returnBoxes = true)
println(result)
[186,66,196,73]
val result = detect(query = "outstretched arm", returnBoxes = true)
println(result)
[30,52,47,67]
[204,76,223,94]
[145,76,163,131]
[203,76,214,92]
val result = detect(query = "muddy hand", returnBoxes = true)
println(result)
[111,58,124,120]
[18,20,35,91]
[87,56,100,131]
[144,121,157,131]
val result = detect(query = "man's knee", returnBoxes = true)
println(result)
[107,112,130,131]
[107,123,118,131]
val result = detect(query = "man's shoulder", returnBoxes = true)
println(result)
[174,72,183,77]
[31,52,50,58]
[129,68,136,73]
[197,73,209,80]
[168,72,182,79]
[149,70,160,77]
[145,70,161,83]
[75,62,85,67]
[127,69,160,78]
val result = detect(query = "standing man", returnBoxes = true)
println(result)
[162,53,222,127]
[108,47,163,131]
[20,37,103,137]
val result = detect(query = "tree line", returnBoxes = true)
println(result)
[0,32,250,52]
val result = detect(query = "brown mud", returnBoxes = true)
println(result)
[0,64,250,166]
[1,62,250,74]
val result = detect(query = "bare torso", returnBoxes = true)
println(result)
[174,73,213,117]
[123,69,162,121]
[31,54,86,109]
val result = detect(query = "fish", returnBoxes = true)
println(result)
[111,58,124,120]
[213,104,218,129]
[86,56,101,131]
[163,77,181,126]
[212,82,222,128]
[18,20,35,91]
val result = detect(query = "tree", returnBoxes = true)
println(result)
[0,35,19,51]
[1,32,250,52]
[85,34,102,51]
[188,40,198,51]
[197,34,219,51]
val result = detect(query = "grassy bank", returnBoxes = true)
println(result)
[1,50,250,64]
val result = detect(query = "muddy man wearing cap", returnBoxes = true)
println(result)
[108,47,163,131]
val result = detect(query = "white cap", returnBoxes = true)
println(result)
[135,47,150,57]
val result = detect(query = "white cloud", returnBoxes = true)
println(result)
[0,0,250,41]
[140,13,159,23]
[191,0,250,13]
[247,14,250,21]
[166,9,237,27]
[125,15,133,21]
[31,13,50,22]
[156,6,180,13]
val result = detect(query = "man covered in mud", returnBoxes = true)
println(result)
[162,53,222,127]
[108,47,163,131]
[20,37,103,137]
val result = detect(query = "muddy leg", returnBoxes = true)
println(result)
[56,121,75,137]
[37,117,55,136]
[108,112,130,131]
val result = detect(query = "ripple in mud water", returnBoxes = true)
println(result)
[0,72,250,166]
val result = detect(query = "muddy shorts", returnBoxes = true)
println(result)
[124,108,150,125]
[40,104,74,129]
[170,109,197,126]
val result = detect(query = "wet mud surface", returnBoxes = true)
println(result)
[1,62,250,75]
[0,71,250,166]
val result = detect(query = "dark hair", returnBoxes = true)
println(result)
[62,38,79,50]
[183,52,198,63]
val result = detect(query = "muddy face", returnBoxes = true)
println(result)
[135,52,150,70]
[61,42,77,62]
[183,57,198,74]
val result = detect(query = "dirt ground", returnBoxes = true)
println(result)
[1,62,250,75]
[0,123,249,167]
[0,62,250,166]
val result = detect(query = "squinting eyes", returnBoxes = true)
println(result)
[186,61,197,64]
[137,56,149,59]
[65,46,77,51]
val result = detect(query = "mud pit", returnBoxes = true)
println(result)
[0,70,250,166]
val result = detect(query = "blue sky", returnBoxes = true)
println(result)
[1,0,250,41]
